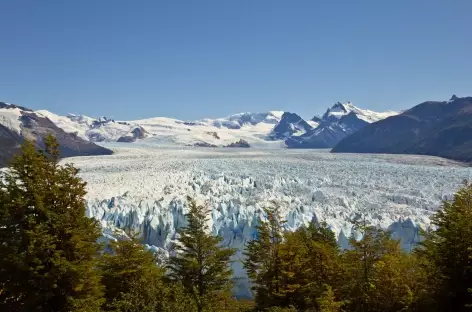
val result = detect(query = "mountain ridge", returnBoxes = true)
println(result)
[31,103,396,150]
[285,102,398,148]
[332,95,472,162]
[0,102,112,166]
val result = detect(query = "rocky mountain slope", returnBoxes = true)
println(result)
[0,102,112,166]
[267,112,314,140]
[332,96,472,162]
[286,102,398,148]
[37,110,149,143]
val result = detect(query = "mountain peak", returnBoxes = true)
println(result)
[450,94,459,101]
[268,112,312,140]
[323,101,358,120]
[332,101,354,110]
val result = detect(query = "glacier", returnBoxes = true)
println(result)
[66,144,470,297]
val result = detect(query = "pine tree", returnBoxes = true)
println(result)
[244,205,286,309]
[265,306,297,312]
[317,285,343,312]
[168,197,235,312]
[99,234,167,311]
[0,136,104,311]
[161,282,197,312]
[416,182,472,311]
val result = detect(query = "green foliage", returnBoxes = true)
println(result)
[0,136,104,311]
[228,298,255,312]
[416,182,472,311]
[342,221,396,311]
[244,205,286,309]
[265,306,297,312]
[273,221,342,311]
[341,219,424,312]
[99,234,168,311]
[160,282,197,312]
[245,209,343,311]
[317,285,343,312]
[168,196,236,312]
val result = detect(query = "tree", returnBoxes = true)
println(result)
[99,234,167,311]
[265,306,297,312]
[416,182,472,311]
[341,219,419,312]
[0,136,104,311]
[168,197,236,312]
[317,285,343,312]
[160,282,197,312]
[244,205,286,309]
[280,221,342,311]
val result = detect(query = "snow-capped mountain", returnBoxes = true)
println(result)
[332,95,472,162]
[322,101,397,123]
[0,103,111,166]
[197,111,284,129]
[267,112,314,140]
[286,102,398,148]
[134,112,286,148]
[2,99,398,152]
[36,110,147,143]
[35,110,287,148]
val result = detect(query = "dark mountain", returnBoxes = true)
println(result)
[0,102,112,167]
[286,102,396,148]
[117,126,147,142]
[0,123,23,166]
[267,112,313,140]
[225,139,250,148]
[332,96,472,162]
[311,115,322,123]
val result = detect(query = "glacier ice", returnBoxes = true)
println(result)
[67,144,470,297]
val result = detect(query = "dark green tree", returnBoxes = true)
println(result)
[342,219,416,312]
[279,221,342,311]
[317,285,343,312]
[416,182,472,311]
[161,282,197,312]
[0,136,104,311]
[168,197,235,312]
[99,234,168,312]
[243,205,286,310]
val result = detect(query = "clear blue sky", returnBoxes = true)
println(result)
[1,0,471,120]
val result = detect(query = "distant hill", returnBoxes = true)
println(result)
[0,102,112,167]
[332,95,472,162]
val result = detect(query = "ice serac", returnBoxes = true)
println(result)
[74,146,467,298]
[286,102,397,149]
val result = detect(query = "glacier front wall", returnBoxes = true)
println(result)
[77,147,468,297]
